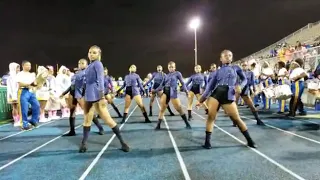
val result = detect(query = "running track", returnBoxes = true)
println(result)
[0,96,319,180]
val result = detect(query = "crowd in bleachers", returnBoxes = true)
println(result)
[251,41,319,67]
[234,22,320,116]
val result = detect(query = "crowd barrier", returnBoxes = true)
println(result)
[0,86,12,121]
[258,45,320,71]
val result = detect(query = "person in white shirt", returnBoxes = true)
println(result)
[15,61,40,130]
[35,66,50,122]
[260,61,274,110]
[6,62,21,126]
[117,77,124,97]
[288,59,308,117]
[277,61,289,113]
[56,66,71,118]
[45,66,60,120]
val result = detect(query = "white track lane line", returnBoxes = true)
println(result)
[0,100,124,141]
[0,118,63,141]
[241,116,320,145]
[154,98,191,180]
[0,101,125,171]
[188,106,306,180]
[0,123,11,128]
[78,105,138,180]
[238,106,319,125]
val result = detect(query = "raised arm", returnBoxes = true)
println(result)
[234,65,247,89]
[177,71,187,92]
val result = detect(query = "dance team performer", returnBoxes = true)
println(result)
[185,65,208,120]
[80,45,129,153]
[155,61,191,130]
[61,59,104,136]
[197,50,256,149]
[117,65,151,124]
[103,67,122,118]
[236,62,264,125]
[143,65,175,116]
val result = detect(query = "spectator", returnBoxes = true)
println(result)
[294,41,307,60]
[277,45,286,62]
[1,72,9,86]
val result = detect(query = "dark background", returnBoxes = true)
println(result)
[0,0,319,77]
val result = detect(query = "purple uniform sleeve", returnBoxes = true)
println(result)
[203,75,208,89]
[136,75,144,92]
[71,75,76,85]
[185,76,192,88]
[94,61,105,98]
[234,65,247,89]
[108,77,113,91]
[154,73,165,91]
[200,71,217,103]
[177,72,187,92]
[250,72,256,92]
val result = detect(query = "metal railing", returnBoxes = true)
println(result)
[238,21,320,62]
[252,46,320,72]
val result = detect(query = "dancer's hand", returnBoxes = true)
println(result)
[195,102,202,109]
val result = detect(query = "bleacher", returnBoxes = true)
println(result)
[234,21,320,107]
[238,21,320,64]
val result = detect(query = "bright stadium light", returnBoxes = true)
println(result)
[189,17,200,65]
[189,18,200,29]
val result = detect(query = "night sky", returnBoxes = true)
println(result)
[0,0,319,77]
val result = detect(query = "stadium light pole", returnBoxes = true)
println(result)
[189,17,200,66]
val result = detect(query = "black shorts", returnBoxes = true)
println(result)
[70,89,75,97]
[125,86,133,99]
[190,84,200,94]
[69,90,78,106]
[163,87,171,104]
[210,85,234,105]
[240,85,250,97]
[153,83,160,90]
